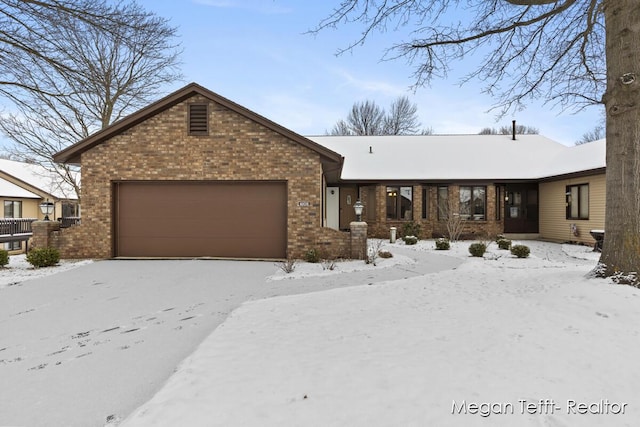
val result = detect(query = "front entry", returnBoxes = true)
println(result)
[339,186,358,230]
[504,183,539,233]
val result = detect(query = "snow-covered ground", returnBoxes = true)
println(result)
[3,241,637,426]
[120,240,640,427]
[0,254,92,288]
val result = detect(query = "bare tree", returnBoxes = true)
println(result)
[576,124,605,145]
[383,96,421,135]
[440,198,465,242]
[479,124,540,135]
[329,96,429,135]
[330,100,385,135]
[314,0,640,284]
[0,0,182,201]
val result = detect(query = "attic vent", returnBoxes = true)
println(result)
[189,104,208,135]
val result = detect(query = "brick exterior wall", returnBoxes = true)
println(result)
[362,184,504,240]
[55,94,344,259]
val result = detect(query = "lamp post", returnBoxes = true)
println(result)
[353,199,364,222]
[39,199,54,221]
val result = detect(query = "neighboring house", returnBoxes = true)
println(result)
[0,158,80,252]
[52,83,605,260]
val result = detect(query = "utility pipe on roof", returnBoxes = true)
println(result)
[512,120,516,141]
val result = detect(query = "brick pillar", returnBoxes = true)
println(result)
[350,221,368,260]
[31,220,61,250]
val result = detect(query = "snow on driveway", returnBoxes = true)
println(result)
[121,241,640,427]
[1,243,457,427]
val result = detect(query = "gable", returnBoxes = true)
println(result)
[53,83,342,167]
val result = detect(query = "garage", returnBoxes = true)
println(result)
[114,181,287,258]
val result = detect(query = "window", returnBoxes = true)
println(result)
[421,187,429,219]
[62,202,79,218]
[566,184,589,219]
[386,186,413,220]
[366,186,377,221]
[4,200,21,218]
[437,186,449,220]
[495,186,502,220]
[459,186,486,220]
[188,103,208,135]
[4,200,22,250]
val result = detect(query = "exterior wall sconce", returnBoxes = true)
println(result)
[39,199,54,221]
[353,199,364,222]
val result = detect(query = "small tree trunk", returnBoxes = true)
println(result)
[599,0,640,284]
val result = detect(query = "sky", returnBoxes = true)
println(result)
[131,0,604,146]
[0,0,605,150]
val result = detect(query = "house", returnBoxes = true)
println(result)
[0,158,79,252]
[309,135,606,246]
[52,83,347,259]
[52,83,605,260]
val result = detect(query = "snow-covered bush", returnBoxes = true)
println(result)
[401,221,421,239]
[403,235,418,245]
[511,245,530,258]
[497,238,512,250]
[435,238,450,250]
[0,249,8,267]
[26,247,60,268]
[378,250,393,259]
[468,242,487,257]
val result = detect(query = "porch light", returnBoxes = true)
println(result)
[39,199,54,221]
[353,199,364,222]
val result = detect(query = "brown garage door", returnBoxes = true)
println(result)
[115,181,287,258]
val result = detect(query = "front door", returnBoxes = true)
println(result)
[339,186,358,230]
[504,184,539,233]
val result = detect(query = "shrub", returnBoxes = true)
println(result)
[26,247,60,268]
[0,249,9,267]
[303,248,321,263]
[511,245,530,258]
[401,221,421,239]
[435,238,450,250]
[321,258,337,271]
[378,250,393,259]
[468,242,487,257]
[276,258,297,273]
[495,234,506,243]
[497,238,512,250]
[403,235,418,245]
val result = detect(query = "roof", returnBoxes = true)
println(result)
[0,158,78,200]
[54,83,343,166]
[0,176,40,199]
[309,135,606,181]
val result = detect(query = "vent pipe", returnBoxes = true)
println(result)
[512,120,516,141]
[369,146,373,154]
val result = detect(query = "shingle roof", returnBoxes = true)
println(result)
[0,176,40,199]
[0,158,78,200]
[309,135,606,181]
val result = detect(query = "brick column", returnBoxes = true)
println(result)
[350,221,368,260]
[31,220,61,250]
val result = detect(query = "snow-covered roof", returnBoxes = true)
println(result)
[0,177,40,199]
[0,158,78,200]
[309,135,606,181]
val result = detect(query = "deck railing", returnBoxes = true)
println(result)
[0,218,36,236]
[58,216,81,228]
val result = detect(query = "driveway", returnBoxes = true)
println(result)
[0,248,461,427]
